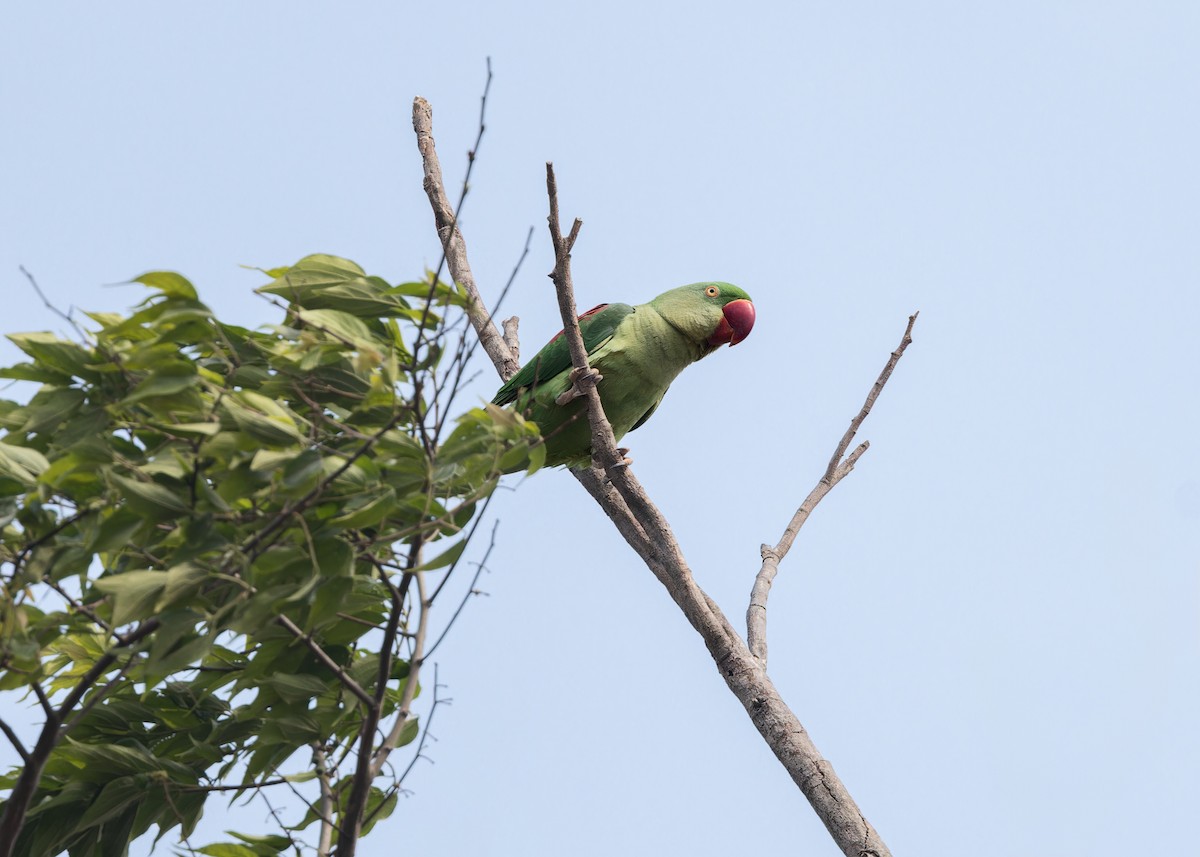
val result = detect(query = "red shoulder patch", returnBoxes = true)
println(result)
[551,303,609,341]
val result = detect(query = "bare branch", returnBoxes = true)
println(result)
[0,718,28,764]
[824,313,918,483]
[371,569,428,777]
[20,266,86,340]
[181,777,291,793]
[501,317,520,361]
[425,520,498,658]
[29,681,53,720]
[427,492,496,606]
[413,99,900,857]
[60,652,140,733]
[492,225,533,361]
[496,227,534,313]
[748,315,917,666]
[544,163,626,477]
[539,167,895,857]
[413,96,519,380]
[313,743,335,857]
[365,662,447,828]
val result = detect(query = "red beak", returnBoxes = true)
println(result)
[707,299,756,347]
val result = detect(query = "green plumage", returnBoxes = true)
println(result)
[493,282,754,469]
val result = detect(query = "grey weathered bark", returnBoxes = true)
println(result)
[749,314,916,668]
[414,98,915,857]
[412,97,520,380]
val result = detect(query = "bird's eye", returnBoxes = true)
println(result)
[705,285,720,297]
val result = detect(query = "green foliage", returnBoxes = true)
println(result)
[0,255,540,855]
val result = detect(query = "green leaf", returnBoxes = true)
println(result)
[133,271,198,300]
[94,570,166,625]
[17,386,85,432]
[416,538,467,572]
[88,508,145,552]
[526,440,547,475]
[311,537,353,578]
[298,282,413,318]
[262,673,330,704]
[197,845,259,857]
[0,362,72,383]
[223,392,304,446]
[229,831,294,853]
[0,442,50,487]
[150,420,220,438]
[5,332,95,379]
[394,715,420,747]
[249,448,299,474]
[121,362,198,405]
[76,775,145,829]
[255,255,367,302]
[361,785,398,836]
[294,307,377,349]
[280,449,322,494]
[158,562,208,609]
[305,576,352,630]
[109,472,190,518]
[329,487,395,529]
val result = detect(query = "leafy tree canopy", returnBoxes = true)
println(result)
[0,255,539,856]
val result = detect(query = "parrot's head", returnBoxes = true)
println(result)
[652,282,756,354]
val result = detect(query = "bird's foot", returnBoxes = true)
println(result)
[594,448,632,482]
[554,366,603,405]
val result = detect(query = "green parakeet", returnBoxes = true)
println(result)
[492,281,755,469]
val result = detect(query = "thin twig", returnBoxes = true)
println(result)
[413,91,519,379]
[408,60,492,400]
[823,313,918,484]
[29,681,53,719]
[274,615,374,708]
[425,520,498,658]
[10,506,97,586]
[60,653,139,733]
[366,662,447,826]
[494,225,533,360]
[20,266,85,339]
[370,570,428,778]
[313,743,335,857]
[428,493,495,605]
[240,410,407,561]
[182,778,291,793]
[0,718,28,764]
[56,619,160,720]
[748,314,918,667]
[544,164,623,473]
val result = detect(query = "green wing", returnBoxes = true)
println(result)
[492,303,634,405]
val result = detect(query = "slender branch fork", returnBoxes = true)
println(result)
[748,312,917,667]
[412,96,519,380]
[416,100,911,857]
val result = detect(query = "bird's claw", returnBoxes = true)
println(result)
[554,366,603,405]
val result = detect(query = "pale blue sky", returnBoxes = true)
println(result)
[2,2,1197,855]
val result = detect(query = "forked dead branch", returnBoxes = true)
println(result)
[413,96,914,857]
